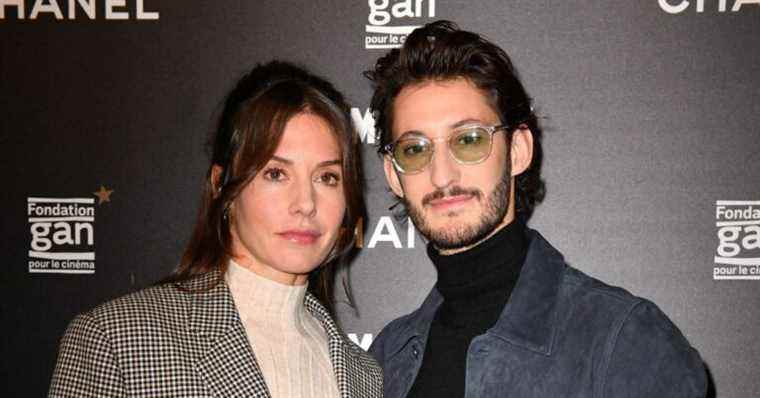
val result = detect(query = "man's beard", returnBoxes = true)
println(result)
[403,165,511,251]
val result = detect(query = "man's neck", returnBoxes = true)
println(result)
[427,217,528,325]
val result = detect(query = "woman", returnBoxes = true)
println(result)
[48,61,382,397]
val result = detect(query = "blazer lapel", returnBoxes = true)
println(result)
[183,271,271,398]
[305,294,383,398]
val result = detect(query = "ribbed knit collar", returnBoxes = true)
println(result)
[225,259,309,332]
[427,220,528,328]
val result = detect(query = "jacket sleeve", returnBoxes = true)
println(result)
[368,325,389,367]
[601,300,707,398]
[48,312,124,398]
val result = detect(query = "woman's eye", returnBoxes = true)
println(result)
[263,167,286,181]
[318,172,341,186]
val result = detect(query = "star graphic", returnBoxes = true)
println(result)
[93,185,114,205]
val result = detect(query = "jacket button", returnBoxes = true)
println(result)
[412,347,419,358]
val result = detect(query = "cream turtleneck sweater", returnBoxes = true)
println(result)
[225,260,340,398]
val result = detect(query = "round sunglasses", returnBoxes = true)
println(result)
[383,123,519,174]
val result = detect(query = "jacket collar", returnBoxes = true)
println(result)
[487,229,564,355]
[182,270,380,398]
[304,293,384,398]
[182,270,271,397]
[388,229,565,357]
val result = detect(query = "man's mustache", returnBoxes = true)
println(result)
[422,186,482,207]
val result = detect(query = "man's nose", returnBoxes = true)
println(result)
[429,144,460,190]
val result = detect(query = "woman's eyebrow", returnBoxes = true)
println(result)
[270,155,293,165]
[317,159,342,167]
[270,155,341,168]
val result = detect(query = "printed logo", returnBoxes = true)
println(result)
[365,0,436,49]
[714,200,760,280]
[348,333,374,351]
[0,0,159,20]
[27,186,113,274]
[355,216,417,249]
[658,0,760,14]
[351,107,377,144]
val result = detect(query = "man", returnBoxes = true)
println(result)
[365,21,707,397]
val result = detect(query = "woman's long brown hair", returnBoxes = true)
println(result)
[165,61,364,315]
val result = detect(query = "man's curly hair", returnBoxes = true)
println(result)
[364,20,545,219]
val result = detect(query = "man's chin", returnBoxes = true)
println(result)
[426,223,480,247]
[408,202,496,249]
[417,209,504,251]
[429,216,474,231]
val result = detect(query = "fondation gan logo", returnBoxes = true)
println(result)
[714,200,760,280]
[365,0,436,49]
[27,186,113,274]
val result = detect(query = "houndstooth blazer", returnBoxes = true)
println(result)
[48,270,383,397]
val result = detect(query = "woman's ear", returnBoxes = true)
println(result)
[210,164,224,197]
[510,127,534,176]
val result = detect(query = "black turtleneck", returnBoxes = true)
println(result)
[407,220,528,398]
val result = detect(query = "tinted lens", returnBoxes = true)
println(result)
[449,127,492,163]
[393,138,433,172]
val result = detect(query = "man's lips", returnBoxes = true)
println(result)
[276,230,321,245]
[427,194,474,210]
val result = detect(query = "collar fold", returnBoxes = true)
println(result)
[386,229,565,357]
[181,269,379,397]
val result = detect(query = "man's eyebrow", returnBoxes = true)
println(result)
[396,118,489,139]
[397,130,427,140]
[450,118,487,129]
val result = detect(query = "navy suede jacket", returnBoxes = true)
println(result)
[369,230,707,397]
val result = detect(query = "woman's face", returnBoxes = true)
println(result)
[229,112,346,285]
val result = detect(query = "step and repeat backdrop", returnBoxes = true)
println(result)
[2,1,759,396]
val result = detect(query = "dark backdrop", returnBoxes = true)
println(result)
[2,1,759,396]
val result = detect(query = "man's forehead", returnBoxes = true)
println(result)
[391,79,500,139]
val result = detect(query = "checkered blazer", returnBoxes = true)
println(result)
[48,270,383,397]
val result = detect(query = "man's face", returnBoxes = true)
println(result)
[384,78,525,254]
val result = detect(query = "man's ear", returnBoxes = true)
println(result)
[210,164,224,197]
[383,155,405,198]
[510,128,534,176]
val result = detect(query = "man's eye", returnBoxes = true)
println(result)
[263,167,286,181]
[402,142,427,157]
[457,132,483,146]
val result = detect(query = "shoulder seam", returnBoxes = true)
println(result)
[596,298,645,398]
[562,271,639,305]
[84,310,126,391]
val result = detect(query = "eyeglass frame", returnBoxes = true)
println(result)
[381,123,522,174]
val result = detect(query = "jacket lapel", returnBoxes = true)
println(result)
[380,229,566,361]
[183,271,271,398]
[304,294,383,398]
[487,229,565,356]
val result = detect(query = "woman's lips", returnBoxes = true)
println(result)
[428,194,474,211]
[277,230,321,245]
